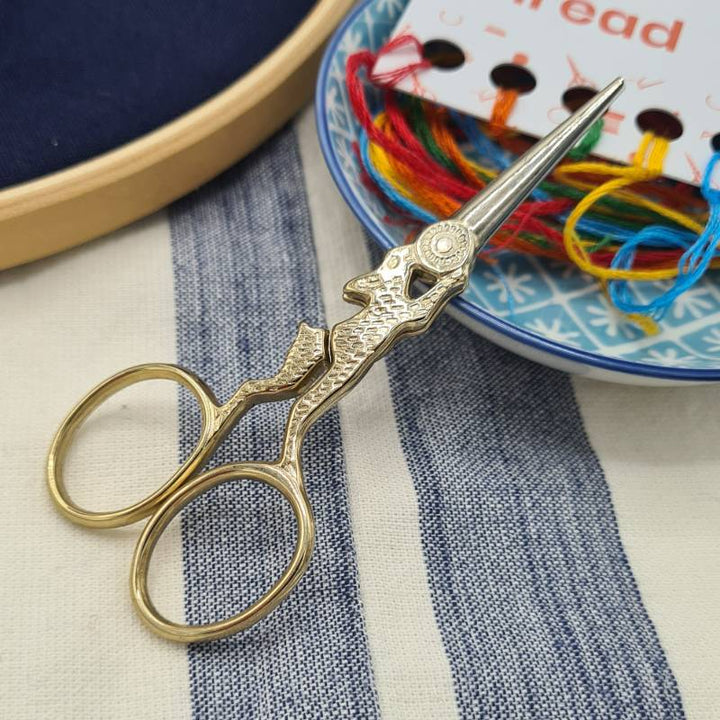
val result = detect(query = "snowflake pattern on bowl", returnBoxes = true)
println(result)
[317,0,720,376]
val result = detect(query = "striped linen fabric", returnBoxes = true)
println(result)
[1,106,719,719]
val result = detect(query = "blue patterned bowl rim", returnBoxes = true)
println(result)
[314,0,720,381]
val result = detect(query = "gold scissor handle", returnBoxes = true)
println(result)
[47,323,327,642]
[47,323,328,529]
[47,363,221,529]
[130,461,313,643]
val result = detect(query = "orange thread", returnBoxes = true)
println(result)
[372,115,461,217]
[428,108,486,188]
[489,89,519,137]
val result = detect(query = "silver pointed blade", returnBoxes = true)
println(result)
[455,77,624,250]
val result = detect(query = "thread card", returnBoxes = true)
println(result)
[372,0,720,185]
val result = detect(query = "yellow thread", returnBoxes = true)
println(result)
[369,114,460,216]
[556,133,696,281]
[595,278,661,335]
[627,313,660,334]
[556,174,706,234]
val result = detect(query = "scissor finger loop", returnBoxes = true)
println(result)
[47,363,219,529]
[130,461,314,643]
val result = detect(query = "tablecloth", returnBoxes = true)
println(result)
[1,106,718,719]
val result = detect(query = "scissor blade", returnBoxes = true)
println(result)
[455,77,625,250]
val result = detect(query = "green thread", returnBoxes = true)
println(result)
[586,235,616,253]
[568,118,603,161]
[410,99,457,172]
[398,99,703,239]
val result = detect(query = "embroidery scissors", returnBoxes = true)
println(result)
[48,78,624,643]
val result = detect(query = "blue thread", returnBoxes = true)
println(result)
[452,111,668,241]
[451,110,512,172]
[359,129,438,224]
[609,153,720,319]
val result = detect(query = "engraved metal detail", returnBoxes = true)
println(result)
[214,322,328,429]
[416,221,473,273]
[279,241,470,467]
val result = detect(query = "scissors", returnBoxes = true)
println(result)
[48,78,624,643]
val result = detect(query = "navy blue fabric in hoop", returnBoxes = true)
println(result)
[0,0,315,189]
[169,126,380,719]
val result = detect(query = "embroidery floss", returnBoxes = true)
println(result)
[344,36,718,327]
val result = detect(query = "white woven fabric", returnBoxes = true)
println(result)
[1,106,718,719]
[574,379,720,720]
[0,215,191,720]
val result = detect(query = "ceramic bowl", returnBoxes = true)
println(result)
[315,0,720,384]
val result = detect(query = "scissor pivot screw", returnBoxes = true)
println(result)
[416,221,472,273]
[434,236,453,253]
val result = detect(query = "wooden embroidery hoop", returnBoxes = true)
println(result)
[0,0,353,270]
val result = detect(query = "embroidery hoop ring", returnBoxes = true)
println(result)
[0,0,353,270]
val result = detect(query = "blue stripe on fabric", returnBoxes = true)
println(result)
[169,126,380,720]
[379,281,684,717]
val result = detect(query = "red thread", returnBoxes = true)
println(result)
[368,34,432,87]
[346,38,699,263]
[347,50,479,201]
